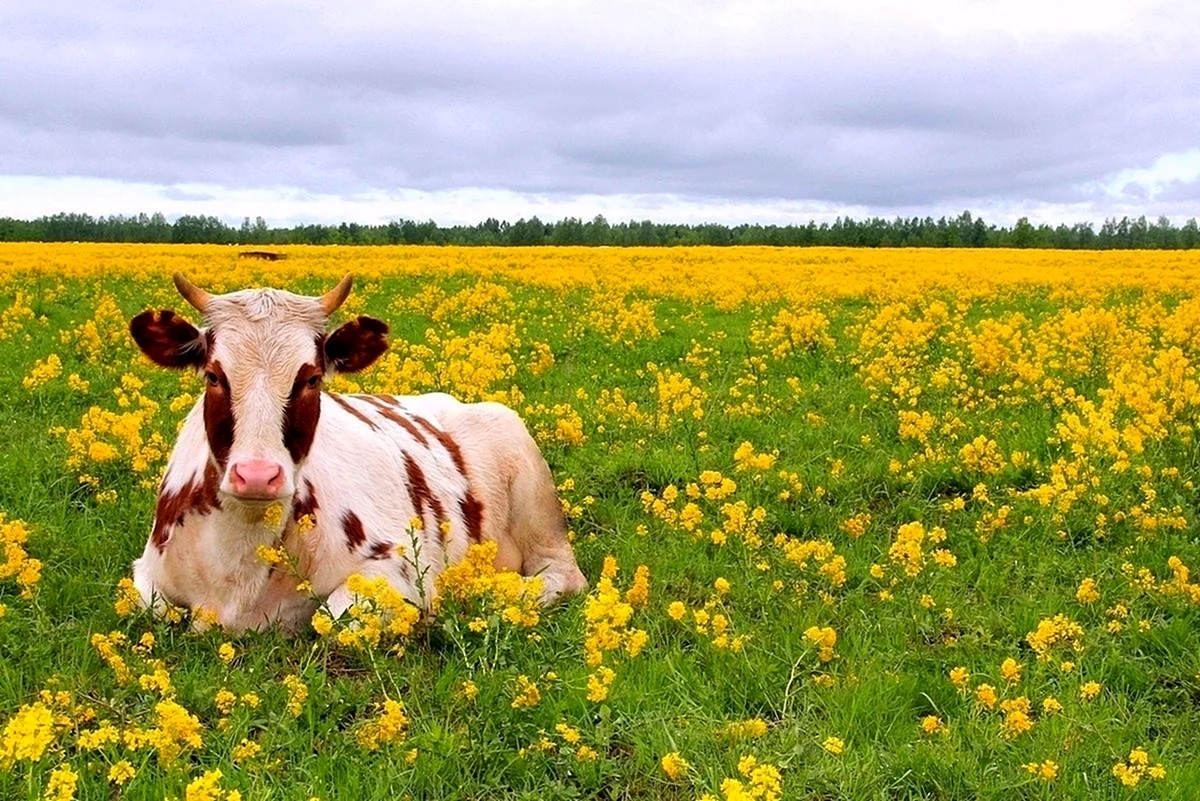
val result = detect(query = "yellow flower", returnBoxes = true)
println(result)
[1112,747,1166,787]
[722,719,769,739]
[554,723,581,744]
[714,577,731,594]
[42,763,78,801]
[232,738,262,762]
[1000,708,1033,739]
[803,625,837,662]
[184,769,229,801]
[0,701,56,765]
[356,699,409,751]
[1080,681,1102,701]
[107,760,136,785]
[87,441,118,462]
[667,601,687,621]
[255,544,284,565]
[214,689,237,715]
[1000,657,1022,683]
[311,611,334,635]
[262,503,283,530]
[624,565,652,604]
[822,736,845,755]
[283,675,308,717]
[113,577,142,617]
[587,666,615,702]
[1023,760,1058,781]
[920,715,947,735]
[1025,614,1084,660]
[217,642,236,663]
[511,675,541,709]
[949,666,971,689]
[77,723,120,750]
[661,751,689,780]
[152,699,204,761]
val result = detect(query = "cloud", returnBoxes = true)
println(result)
[0,0,1196,224]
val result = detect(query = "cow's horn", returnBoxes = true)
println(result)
[319,273,353,315]
[173,272,212,313]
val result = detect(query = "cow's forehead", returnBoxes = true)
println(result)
[202,289,328,372]
[204,288,328,331]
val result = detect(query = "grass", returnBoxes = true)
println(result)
[0,245,1198,799]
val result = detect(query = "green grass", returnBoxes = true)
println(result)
[0,270,1198,800]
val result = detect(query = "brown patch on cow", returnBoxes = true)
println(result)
[283,363,323,462]
[151,463,222,553]
[324,316,389,373]
[130,309,207,369]
[292,480,319,522]
[384,409,430,445]
[412,415,467,474]
[342,511,366,551]
[201,461,221,506]
[203,360,235,467]
[356,396,429,444]
[403,452,446,536]
[367,542,392,560]
[328,394,379,430]
[461,492,485,543]
[370,394,401,407]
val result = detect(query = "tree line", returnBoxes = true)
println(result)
[0,210,1197,249]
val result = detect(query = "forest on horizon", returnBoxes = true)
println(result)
[1,210,1198,249]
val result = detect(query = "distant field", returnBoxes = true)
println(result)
[1,244,1199,799]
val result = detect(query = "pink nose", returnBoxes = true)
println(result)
[229,459,285,497]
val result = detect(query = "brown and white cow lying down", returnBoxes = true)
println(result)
[128,274,587,633]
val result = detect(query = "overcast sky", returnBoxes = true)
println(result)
[1,0,1197,226]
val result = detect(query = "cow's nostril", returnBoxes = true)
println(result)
[229,459,287,497]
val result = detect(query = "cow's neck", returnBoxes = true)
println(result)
[199,465,293,603]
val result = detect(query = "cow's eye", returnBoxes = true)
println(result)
[205,371,219,386]
[307,373,321,388]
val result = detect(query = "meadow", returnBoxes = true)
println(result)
[1,243,1199,800]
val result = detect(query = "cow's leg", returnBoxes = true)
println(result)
[442,403,588,604]
[504,431,588,603]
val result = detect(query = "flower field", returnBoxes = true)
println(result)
[2,243,1200,799]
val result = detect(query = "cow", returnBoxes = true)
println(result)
[127,273,587,633]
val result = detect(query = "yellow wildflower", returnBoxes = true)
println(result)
[661,751,689,780]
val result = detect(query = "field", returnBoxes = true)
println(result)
[2,243,1200,800]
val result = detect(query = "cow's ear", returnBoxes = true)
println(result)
[324,316,389,373]
[130,309,207,369]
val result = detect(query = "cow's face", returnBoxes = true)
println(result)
[130,274,388,504]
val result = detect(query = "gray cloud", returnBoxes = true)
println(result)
[0,0,1197,221]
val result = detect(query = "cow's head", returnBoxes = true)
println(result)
[130,274,388,503]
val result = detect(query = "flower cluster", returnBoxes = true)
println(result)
[313,573,422,652]
[0,514,40,602]
[581,557,649,702]
[698,754,783,801]
[435,540,545,631]
[1112,747,1166,787]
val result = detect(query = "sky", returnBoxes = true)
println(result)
[0,0,1197,227]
